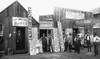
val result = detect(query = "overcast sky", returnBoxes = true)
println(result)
[0,0,100,22]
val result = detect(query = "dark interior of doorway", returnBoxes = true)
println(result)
[40,29,47,38]
[40,29,52,52]
[16,27,25,50]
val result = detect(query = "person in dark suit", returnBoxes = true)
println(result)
[76,35,81,54]
[41,33,47,52]
[64,35,68,51]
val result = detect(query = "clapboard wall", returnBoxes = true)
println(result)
[0,1,38,55]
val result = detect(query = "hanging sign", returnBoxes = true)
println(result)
[12,17,28,27]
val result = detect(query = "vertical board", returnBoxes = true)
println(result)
[57,21,64,52]
[53,28,60,52]
[29,27,39,55]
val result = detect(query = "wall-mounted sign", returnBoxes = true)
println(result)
[57,21,64,52]
[39,15,53,21]
[53,28,60,52]
[76,20,92,26]
[66,11,85,20]
[39,21,53,24]
[12,17,28,27]
[40,23,53,28]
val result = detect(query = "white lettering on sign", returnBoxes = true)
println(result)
[39,15,53,20]
[66,11,84,20]
[40,23,53,28]
[12,17,28,27]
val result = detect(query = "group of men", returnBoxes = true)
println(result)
[40,32,100,56]
[64,33,100,56]
[40,33,53,52]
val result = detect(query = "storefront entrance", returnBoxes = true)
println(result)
[15,27,26,53]
[40,29,52,52]
[40,29,52,38]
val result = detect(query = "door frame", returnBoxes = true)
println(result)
[13,27,28,54]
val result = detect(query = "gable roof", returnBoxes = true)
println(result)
[0,1,39,26]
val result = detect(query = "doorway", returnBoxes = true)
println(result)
[16,27,25,51]
[40,29,52,52]
[73,28,78,45]
[40,29,47,38]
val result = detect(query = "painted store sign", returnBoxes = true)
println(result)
[12,17,28,27]
[66,11,85,20]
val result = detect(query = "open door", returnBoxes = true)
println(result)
[14,27,26,53]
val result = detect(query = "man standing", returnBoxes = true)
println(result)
[76,35,81,54]
[41,33,47,52]
[86,34,92,52]
[64,35,68,51]
[68,33,72,52]
[48,34,53,52]
[93,33,100,56]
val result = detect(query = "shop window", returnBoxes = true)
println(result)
[0,24,3,44]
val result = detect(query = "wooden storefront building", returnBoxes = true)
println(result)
[53,7,94,47]
[0,1,39,55]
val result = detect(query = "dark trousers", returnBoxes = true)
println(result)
[65,42,68,51]
[76,43,80,53]
[93,42,98,56]
[87,44,92,52]
[87,41,92,52]
[43,43,47,52]
[68,43,72,52]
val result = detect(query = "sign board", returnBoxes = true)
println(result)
[40,23,53,28]
[39,15,53,21]
[28,7,32,40]
[28,7,33,55]
[57,21,64,52]
[12,17,28,27]
[39,21,53,24]
[29,27,39,55]
[66,11,84,20]
[53,28,60,52]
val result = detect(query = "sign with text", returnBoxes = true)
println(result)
[66,11,84,20]
[28,7,33,55]
[40,23,53,28]
[39,15,53,21]
[12,17,28,27]
[28,7,32,40]
[53,28,60,52]
[57,21,64,52]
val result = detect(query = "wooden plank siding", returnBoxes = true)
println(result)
[54,7,93,29]
[0,1,38,55]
